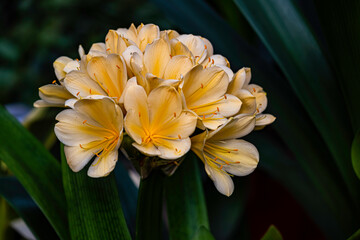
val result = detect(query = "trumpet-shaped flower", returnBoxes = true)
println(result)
[55,98,123,177]
[64,54,128,105]
[181,65,242,129]
[34,56,81,107]
[124,84,197,159]
[227,67,275,129]
[191,114,259,196]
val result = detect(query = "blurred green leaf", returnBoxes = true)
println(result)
[0,176,58,240]
[165,153,210,240]
[313,1,360,132]
[234,0,359,208]
[352,130,360,180]
[0,106,69,239]
[136,169,164,240]
[61,144,131,240]
[348,228,360,240]
[261,225,283,240]
[191,226,215,240]
[114,153,138,237]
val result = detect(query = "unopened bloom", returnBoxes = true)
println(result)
[55,98,123,177]
[181,65,242,129]
[191,114,259,196]
[124,84,197,159]
[227,67,275,129]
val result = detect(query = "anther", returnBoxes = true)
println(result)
[203,115,206,119]
[76,92,80,96]
[224,95,227,99]
[52,80,57,84]
[83,120,87,124]
[79,144,84,149]
[116,65,121,69]
[178,134,182,139]
[105,38,109,42]
[253,88,256,92]
[89,89,92,94]
[204,44,207,49]
[169,54,172,58]
[174,112,177,117]
[139,112,141,117]
[217,107,220,112]
[106,48,110,51]
[212,59,214,64]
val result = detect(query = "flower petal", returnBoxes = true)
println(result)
[209,114,256,141]
[182,65,229,109]
[143,38,171,77]
[35,84,74,107]
[163,55,194,80]
[132,142,161,156]
[148,86,182,129]
[201,37,213,58]
[160,30,180,40]
[157,111,197,138]
[64,145,97,172]
[105,30,127,55]
[247,84,268,114]
[64,71,107,98]
[204,161,234,197]
[236,89,256,114]
[190,131,208,161]
[137,24,160,52]
[88,43,107,58]
[255,114,276,130]
[154,138,191,159]
[170,39,194,59]
[54,56,73,80]
[177,34,207,64]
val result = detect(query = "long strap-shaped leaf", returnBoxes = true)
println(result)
[165,153,210,240]
[135,170,164,240]
[234,0,360,208]
[0,106,69,239]
[61,145,131,240]
[0,176,58,240]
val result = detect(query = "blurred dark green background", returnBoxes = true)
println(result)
[2,0,360,239]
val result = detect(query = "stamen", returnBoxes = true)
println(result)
[203,115,206,120]
[201,83,204,88]
[174,161,179,166]
[224,95,227,99]
[178,134,182,139]
[173,112,176,117]
[169,54,172,58]
[204,45,207,49]
[83,120,87,124]
[253,88,256,92]
[139,112,141,117]
[212,59,214,64]
[105,38,109,42]
[116,65,121,69]
[79,144,84,149]
[52,80,57,84]
[217,107,220,112]
[76,92,80,96]
[106,48,110,51]
[89,89,92,94]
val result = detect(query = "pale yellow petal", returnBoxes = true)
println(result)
[156,111,197,138]
[163,55,194,80]
[170,39,194,59]
[201,37,214,58]
[246,84,267,114]
[88,43,107,58]
[105,30,127,55]
[88,142,121,178]
[147,86,182,129]
[54,56,72,80]
[209,114,255,141]
[64,145,97,172]
[160,30,180,40]
[132,142,161,156]
[227,67,247,92]
[137,24,160,52]
[236,89,256,114]
[204,161,234,197]
[177,34,207,64]
[191,131,208,162]
[208,139,259,176]
[154,138,191,159]
[192,94,241,117]
[200,116,228,130]
[36,84,74,107]
[182,65,229,109]
[255,114,276,130]
[64,71,107,98]
[143,38,171,77]
[87,54,127,99]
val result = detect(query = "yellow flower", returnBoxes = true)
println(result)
[191,114,259,196]
[55,98,123,177]
[34,56,81,107]
[227,67,276,129]
[63,54,128,105]
[123,84,197,159]
[180,65,242,130]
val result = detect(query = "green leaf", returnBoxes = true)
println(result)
[352,130,360,180]
[348,228,360,240]
[313,1,360,131]
[234,0,360,207]
[0,106,69,239]
[191,226,215,240]
[0,176,58,240]
[165,153,210,240]
[261,225,283,240]
[136,169,164,240]
[61,144,131,240]
[114,153,138,237]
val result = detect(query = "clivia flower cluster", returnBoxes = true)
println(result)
[34,23,275,196]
